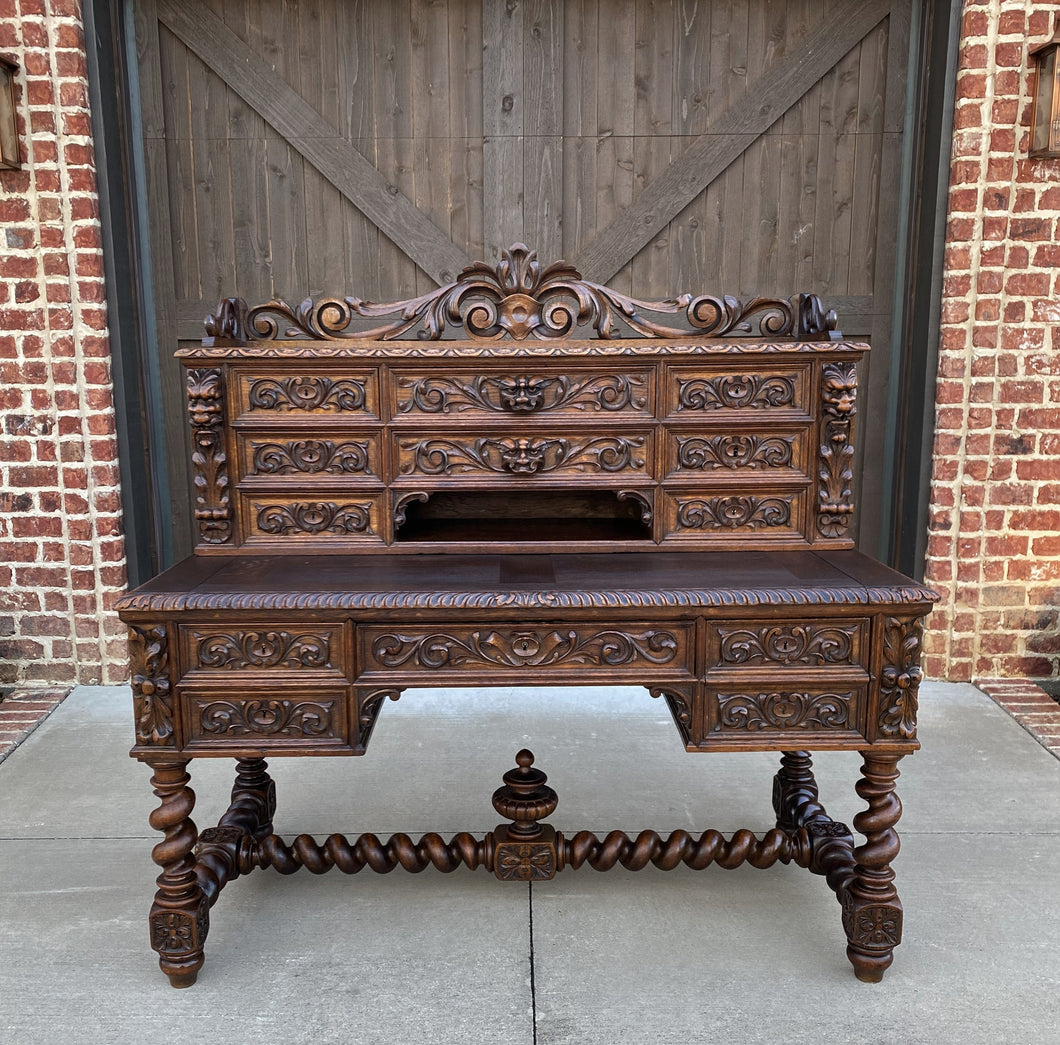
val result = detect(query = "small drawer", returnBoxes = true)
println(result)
[661,488,808,542]
[664,427,811,481]
[705,620,869,672]
[393,429,653,482]
[665,365,811,417]
[391,368,653,418]
[360,622,694,679]
[706,683,867,739]
[234,369,380,420]
[241,493,386,544]
[179,685,350,750]
[180,624,347,677]
[236,431,382,482]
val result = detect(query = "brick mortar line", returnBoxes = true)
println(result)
[976,677,1060,761]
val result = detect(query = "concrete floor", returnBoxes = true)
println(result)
[1,681,1058,1045]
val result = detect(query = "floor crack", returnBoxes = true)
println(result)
[529,881,538,1045]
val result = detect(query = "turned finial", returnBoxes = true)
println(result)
[492,749,558,839]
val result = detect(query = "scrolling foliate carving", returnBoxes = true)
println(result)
[256,502,373,536]
[216,244,840,342]
[371,628,679,670]
[200,699,333,737]
[358,688,402,732]
[187,368,231,544]
[401,435,645,476]
[715,691,852,731]
[194,630,332,670]
[677,374,796,411]
[817,361,857,538]
[676,496,792,531]
[250,439,372,475]
[248,376,367,412]
[649,685,694,744]
[878,616,924,740]
[676,434,795,471]
[397,372,647,414]
[129,625,174,745]
[718,624,858,666]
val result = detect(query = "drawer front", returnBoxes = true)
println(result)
[705,620,869,672]
[664,427,811,481]
[360,622,694,679]
[393,429,653,481]
[665,365,811,418]
[241,493,386,544]
[391,368,653,418]
[180,624,347,677]
[235,369,380,420]
[706,683,867,739]
[179,685,350,750]
[661,489,808,542]
[237,431,382,482]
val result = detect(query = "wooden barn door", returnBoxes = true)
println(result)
[133,0,912,564]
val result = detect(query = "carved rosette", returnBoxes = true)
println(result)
[677,375,796,411]
[194,630,332,670]
[817,361,857,538]
[220,244,838,342]
[718,624,858,666]
[841,894,902,949]
[676,496,792,531]
[878,616,924,740]
[397,372,647,414]
[247,376,367,412]
[715,691,852,731]
[250,439,371,475]
[200,699,333,737]
[494,841,557,881]
[187,368,231,544]
[676,434,795,471]
[402,435,645,476]
[130,624,174,746]
[256,501,373,536]
[370,628,679,670]
[150,905,209,957]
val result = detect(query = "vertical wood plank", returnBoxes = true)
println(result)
[448,0,484,260]
[483,0,525,260]
[560,0,597,259]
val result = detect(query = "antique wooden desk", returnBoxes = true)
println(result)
[117,246,935,988]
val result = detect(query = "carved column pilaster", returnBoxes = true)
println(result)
[187,367,232,544]
[816,361,857,538]
[129,624,174,747]
[878,616,925,741]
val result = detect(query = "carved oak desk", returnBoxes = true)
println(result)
[117,246,935,988]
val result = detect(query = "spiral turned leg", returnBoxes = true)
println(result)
[224,756,276,840]
[146,759,209,988]
[843,753,906,982]
[773,750,827,829]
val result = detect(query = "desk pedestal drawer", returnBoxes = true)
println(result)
[704,683,868,742]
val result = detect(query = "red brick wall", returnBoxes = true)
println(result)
[923,0,1060,685]
[0,0,127,685]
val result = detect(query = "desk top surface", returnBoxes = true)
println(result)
[117,549,938,614]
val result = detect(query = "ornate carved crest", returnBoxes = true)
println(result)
[204,244,840,342]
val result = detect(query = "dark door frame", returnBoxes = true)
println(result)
[83,0,961,586]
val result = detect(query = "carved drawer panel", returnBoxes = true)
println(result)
[660,488,808,542]
[179,685,350,750]
[359,622,694,679]
[392,429,653,482]
[390,368,654,418]
[241,493,386,544]
[705,619,869,672]
[664,365,811,418]
[705,683,868,739]
[664,427,811,480]
[179,625,347,677]
[236,431,382,482]
[234,370,380,420]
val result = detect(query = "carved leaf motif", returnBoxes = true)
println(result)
[878,616,924,739]
[200,699,333,737]
[248,376,367,412]
[397,373,646,414]
[495,842,557,881]
[251,439,371,475]
[187,368,231,544]
[677,375,796,410]
[371,628,679,670]
[195,630,331,670]
[402,435,645,476]
[223,245,838,341]
[129,624,174,745]
[677,496,792,530]
[719,624,857,666]
[256,502,372,536]
[817,361,857,538]
[676,434,794,471]
[716,692,852,731]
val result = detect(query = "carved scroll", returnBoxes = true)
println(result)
[817,361,857,538]
[400,435,646,477]
[718,624,859,666]
[247,376,367,412]
[676,434,795,471]
[677,374,796,411]
[715,691,853,731]
[187,369,231,544]
[200,699,334,738]
[193,630,332,670]
[205,244,840,342]
[676,496,792,531]
[130,624,174,746]
[250,439,372,476]
[256,502,373,536]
